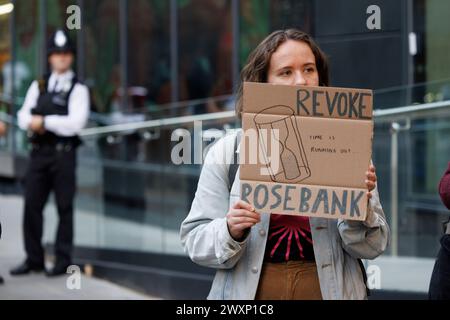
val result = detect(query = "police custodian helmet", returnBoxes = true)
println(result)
[47,29,76,56]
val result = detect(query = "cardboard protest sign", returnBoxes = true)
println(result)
[239,82,373,221]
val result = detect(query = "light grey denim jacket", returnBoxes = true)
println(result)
[180,131,390,300]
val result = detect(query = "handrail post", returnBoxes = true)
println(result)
[389,119,411,257]
[390,122,399,257]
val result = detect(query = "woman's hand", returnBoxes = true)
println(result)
[227,200,261,242]
[365,164,377,200]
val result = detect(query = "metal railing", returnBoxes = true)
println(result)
[373,100,450,256]
[75,99,450,258]
[73,100,450,137]
[80,110,236,137]
[2,97,450,257]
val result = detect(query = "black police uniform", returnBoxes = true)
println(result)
[24,74,81,270]
[11,30,88,276]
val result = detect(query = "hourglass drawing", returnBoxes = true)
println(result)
[254,105,311,183]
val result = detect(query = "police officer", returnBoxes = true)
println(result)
[10,29,90,277]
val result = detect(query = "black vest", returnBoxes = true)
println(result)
[30,73,81,147]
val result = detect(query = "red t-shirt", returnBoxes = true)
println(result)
[264,214,315,262]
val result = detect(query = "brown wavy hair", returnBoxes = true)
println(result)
[235,29,330,118]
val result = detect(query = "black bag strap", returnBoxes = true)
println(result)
[227,130,242,192]
[37,73,52,94]
[358,259,371,297]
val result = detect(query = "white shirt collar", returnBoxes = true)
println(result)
[50,69,74,80]
[48,69,75,92]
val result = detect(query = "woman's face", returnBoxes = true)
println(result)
[267,40,319,86]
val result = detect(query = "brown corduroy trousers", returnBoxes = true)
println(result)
[255,261,323,300]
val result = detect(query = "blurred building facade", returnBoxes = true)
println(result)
[0,0,450,298]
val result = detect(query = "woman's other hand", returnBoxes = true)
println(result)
[366,164,377,200]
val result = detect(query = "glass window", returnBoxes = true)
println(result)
[83,0,120,115]
[127,0,171,117]
[0,0,13,150]
[413,0,450,197]
[178,0,234,115]
[239,0,312,70]
[5,0,41,153]
[0,0,12,97]
[12,0,39,99]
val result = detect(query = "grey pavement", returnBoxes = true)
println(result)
[1,194,436,298]
[0,195,155,300]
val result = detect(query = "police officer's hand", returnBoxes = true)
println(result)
[226,200,261,242]
[366,164,377,200]
[30,116,45,134]
[0,121,6,137]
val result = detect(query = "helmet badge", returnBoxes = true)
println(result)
[55,30,67,47]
